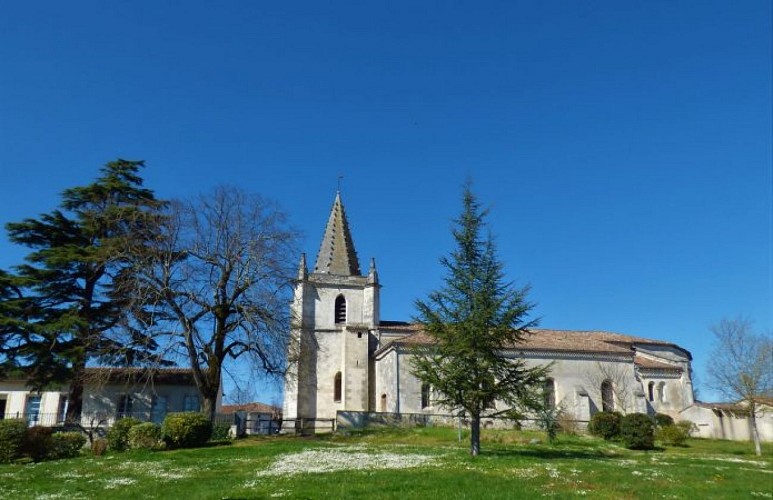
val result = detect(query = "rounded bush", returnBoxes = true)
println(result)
[654,413,674,428]
[161,412,212,449]
[128,422,162,450]
[23,426,54,462]
[620,413,655,450]
[210,422,232,441]
[50,432,87,459]
[107,417,141,451]
[0,419,28,463]
[588,411,622,440]
[655,424,687,446]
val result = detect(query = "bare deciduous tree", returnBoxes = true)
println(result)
[584,361,639,414]
[706,317,772,456]
[134,187,299,419]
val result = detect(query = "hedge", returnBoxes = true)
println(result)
[161,413,212,449]
[107,417,142,451]
[50,432,87,459]
[588,411,622,440]
[0,419,27,463]
[128,422,163,450]
[620,413,655,450]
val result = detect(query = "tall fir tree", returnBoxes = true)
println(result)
[0,160,165,421]
[412,185,550,456]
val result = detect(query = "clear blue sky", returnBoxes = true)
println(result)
[1,1,771,403]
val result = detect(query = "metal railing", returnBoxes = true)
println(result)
[1,411,239,428]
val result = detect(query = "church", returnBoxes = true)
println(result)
[283,193,707,431]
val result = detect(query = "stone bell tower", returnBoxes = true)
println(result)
[283,192,379,422]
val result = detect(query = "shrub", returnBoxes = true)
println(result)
[210,422,232,441]
[22,426,53,461]
[128,422,162,450]
[654,413,674,428]
[91,438,108,456]
[161,412,212,449]
[620,413,655,450]
[656,420,695,446]
[49,432,87,459]
[588,411,622,440]
[0,419,27,463]
[107,417,141,451]
[676,420,696,436]
[655,424,687,446]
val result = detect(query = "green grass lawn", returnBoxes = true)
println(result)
[1,428,770,499]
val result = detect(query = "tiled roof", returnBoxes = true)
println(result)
[694,397,773,412]
[379,320,415,330]
[220,402,281,415]
[313,192,361,276]
[378,322,687,357]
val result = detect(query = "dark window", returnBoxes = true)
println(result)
[151,396,168,424]
[333,372,342,402]
[183,395,200,412]
[117,395,134,418]
[601,380,614,412]
[26,394,41,426]
[648,382,655,402]
[334,295,346,324]
[544,378,556,409]
[421,383,431,409]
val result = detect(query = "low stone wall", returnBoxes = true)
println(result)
[337,410,583,431]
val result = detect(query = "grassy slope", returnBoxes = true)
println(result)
[0,428,770,499]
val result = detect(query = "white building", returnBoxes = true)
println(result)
[283,194,771,441]
[0,368,213,427]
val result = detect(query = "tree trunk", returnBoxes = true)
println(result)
[750,403,762,456]
[202,395,218,422]
[470,413,481,457]
[200,364,221,421]
[65,363,85,423]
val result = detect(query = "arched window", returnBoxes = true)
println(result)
[333,372,342,402]
[380,394,387,412]
[601,380,614,412]
[648,382,655,402]
[543,378,556,409]
[334,295,346,324]
[658,382,667,403]
[421,383,431,409]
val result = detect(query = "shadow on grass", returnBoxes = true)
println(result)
[479,447,618,461]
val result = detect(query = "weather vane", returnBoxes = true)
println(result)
[337,174,344,192]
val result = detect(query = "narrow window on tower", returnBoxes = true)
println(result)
[543,378,556,409]
[334,295,346,324]
[601,380,614,412]
[333,372,342,402]
[421,383,431,409]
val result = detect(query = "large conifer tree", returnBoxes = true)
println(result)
[0,160,165,421]
[412,185,550,456]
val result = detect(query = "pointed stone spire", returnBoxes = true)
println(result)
[367,257,378,284]
[297,253,308,281]
[313,192,361,276]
